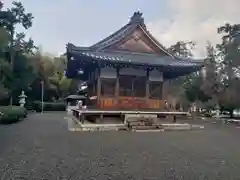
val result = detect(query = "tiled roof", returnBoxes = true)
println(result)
[90,12,142,50]
[89,11,172,56]
[67,43,203,69]
[90,24,136,50]
[65,11,204,79]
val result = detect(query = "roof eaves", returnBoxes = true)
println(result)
[66,43,92,53]
[70,50,203,68]
[175,56,205,65]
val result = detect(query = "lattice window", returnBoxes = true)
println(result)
[119,75,146,97]
[101,78,116,96]
[133,76,146,97]
[149,82,162,99]
[119,75,134,96]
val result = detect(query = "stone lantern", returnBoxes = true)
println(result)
[19,90,27,107]
[77,100,83,109]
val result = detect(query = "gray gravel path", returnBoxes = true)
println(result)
[1,113,240,179]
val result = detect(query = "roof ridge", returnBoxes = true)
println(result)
[90,11,146,50]
[93,24,137,50]
[90,24,131,49]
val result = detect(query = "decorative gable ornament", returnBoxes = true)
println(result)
[129,11,145,28]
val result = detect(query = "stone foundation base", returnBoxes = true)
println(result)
[67,116,204,132]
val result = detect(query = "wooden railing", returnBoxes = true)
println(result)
[99,97,116,109]
[118,97,147,109]
[98,97,164,110]
[148,99,164,109]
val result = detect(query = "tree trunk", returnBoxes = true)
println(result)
[9,27,14,105]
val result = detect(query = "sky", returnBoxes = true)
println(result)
[4,0,240,57]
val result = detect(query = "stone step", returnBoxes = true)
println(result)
[163,124,204,131]
[129,123,163,127]
[133,129,164,132]
[127,120,161,126]
[131,125,163,130]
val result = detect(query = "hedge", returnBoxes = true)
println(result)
[32,101,66,112]
[0,106,27,124]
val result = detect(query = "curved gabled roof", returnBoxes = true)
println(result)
[89,11,173,57]
[65,12,204,80]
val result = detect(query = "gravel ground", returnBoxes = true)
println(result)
[1,113,240,180]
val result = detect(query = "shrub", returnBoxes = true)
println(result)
[0,106,27,124]
[33,101,66,112]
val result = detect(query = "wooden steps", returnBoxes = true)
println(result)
[130,125,163,130]
[126,116,164,131]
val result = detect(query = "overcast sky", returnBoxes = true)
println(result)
[4,0,240,57]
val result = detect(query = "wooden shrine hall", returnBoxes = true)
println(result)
[65,11,203,114]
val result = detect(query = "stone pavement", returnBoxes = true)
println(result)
[0,113,240,179]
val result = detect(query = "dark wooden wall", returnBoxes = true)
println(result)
[86,66,165,110]
[98,97,164,110]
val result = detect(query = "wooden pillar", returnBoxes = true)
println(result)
[80,113,85,124]
[99,114,103,124]
[93,68,98,96]
[146,69,150,109]
[88,72,92,97]
[115,67,119,107]
[97,67,101,108]
[146,69,150,99]
[162,80,168,100]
